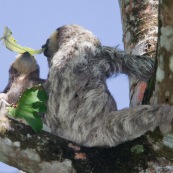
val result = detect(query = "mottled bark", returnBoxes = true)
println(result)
[119,0,158,106]
[0,113,165,173]
[0,115,77,173]
[151,0,173,105]
[1,114,173,173]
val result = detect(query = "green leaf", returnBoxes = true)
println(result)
[8,85,48,133]
[0,26,44,55]
[32,102,47,113]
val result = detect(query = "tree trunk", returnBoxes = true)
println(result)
[151,0,173,106]
[119,0,158,106]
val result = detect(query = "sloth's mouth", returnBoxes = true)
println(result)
[43,47,49,57]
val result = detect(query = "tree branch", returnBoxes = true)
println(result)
[1,112,173,173]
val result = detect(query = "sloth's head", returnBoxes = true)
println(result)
[42,25,101,66]
[42,25,83,59]
[12,52,38,75]
[42,30,59,59]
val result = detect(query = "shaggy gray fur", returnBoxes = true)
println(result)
[43,25,173,147]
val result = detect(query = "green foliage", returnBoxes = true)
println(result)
[0,26,44,55]
[8,85,48,133]
[131,145,145,154]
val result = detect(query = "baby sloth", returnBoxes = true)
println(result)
[2,52,45,104]
[42,24,173,147]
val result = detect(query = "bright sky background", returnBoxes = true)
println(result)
[0,0,129,172]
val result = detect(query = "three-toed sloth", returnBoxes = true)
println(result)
[3,52,45,104]
[41,24,173,147]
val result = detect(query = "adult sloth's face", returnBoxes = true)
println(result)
[42,30,60,58]
[42,30,60,67]
[42,38,50,58]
